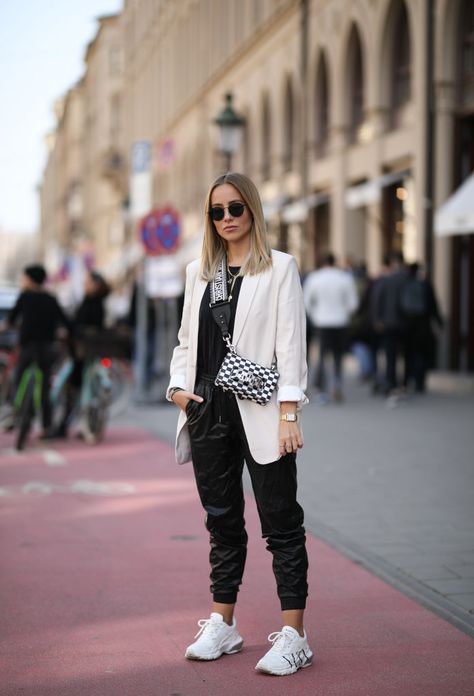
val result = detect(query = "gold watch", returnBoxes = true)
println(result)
[280,413,298,422]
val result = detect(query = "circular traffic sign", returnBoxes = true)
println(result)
[138,207,181,256]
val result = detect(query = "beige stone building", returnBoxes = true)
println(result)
[40,85,84,273]
[40,14,126,304]
[0,229,38,283]
[40,0,474,370]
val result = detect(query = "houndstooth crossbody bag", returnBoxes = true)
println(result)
[210,257,279,405]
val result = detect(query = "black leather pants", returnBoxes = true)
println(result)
[186,373,308,611]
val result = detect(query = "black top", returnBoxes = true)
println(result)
[74,295,105,330]
[8,290,70,346]
[197,267,243,376]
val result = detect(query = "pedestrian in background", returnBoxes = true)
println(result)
[401,262,443,393]
[167,172,312,677]
[7,264,70,438]
[54,270,110,438]
[303,252,358,403]
[371,251,408,399]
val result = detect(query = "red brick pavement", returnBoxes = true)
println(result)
[1,427,473,695]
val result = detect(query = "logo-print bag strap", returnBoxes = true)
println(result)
[209,255,233,350]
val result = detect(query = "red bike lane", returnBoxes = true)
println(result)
[0,426,473,696]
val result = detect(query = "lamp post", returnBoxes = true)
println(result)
[214,93,246,172]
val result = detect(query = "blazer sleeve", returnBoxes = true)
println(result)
[275,257,308,403]
[166,262,195,399]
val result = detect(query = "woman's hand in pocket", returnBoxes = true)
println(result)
[171,390,204,412]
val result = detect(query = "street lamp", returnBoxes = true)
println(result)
[214,92,246,172]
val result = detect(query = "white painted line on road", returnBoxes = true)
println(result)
[22,481,55,495]
[42,449,67,467]
[69,480,136,496]
[0,479,137,497]
[0,448,22,456]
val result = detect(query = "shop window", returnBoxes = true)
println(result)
[261,93,272,180]
[313,200,330,268]
[451,0,474,371]
[315,52,329,156]
[242,112,250,174]
[283,78,295,172]
[457,0,474,111]
[390,1,411,128]
[347,26,364,143]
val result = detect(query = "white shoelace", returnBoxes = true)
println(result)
[194,617,222,639]
[267,629,296,653]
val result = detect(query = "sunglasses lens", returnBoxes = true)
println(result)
[229,203,245,217]
[210,207,225,221]
[209,203,245,221]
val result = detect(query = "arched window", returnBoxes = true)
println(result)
[315,52,329,155]
[242,111,250,175]
[283,77,295,171]
[390,1,411,127]
[261,93,272,180]
[457,0,474,110]
[347,25,364,143]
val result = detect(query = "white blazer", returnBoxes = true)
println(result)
[167,249,308,465]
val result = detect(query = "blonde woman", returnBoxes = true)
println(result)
[167,173,312,676]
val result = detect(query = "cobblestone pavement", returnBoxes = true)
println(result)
[114,369,474,636]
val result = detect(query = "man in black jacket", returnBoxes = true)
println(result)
[8,264,70,438]
[371,251,409,396]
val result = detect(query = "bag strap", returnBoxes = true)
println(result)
[209,256,233,349]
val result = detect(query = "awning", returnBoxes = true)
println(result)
[281,192,330,224]
[345,170,411,209]
[435,172,474,236]
[261,194,289,220]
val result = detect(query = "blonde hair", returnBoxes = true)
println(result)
[200,172,272,281]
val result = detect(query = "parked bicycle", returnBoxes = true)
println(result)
[51,328,131,444]
[51,356,111,444]
[0,329,18,418]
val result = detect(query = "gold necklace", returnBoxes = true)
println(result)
[227,266,240,299]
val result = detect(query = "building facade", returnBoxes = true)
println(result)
[40,0,474,370]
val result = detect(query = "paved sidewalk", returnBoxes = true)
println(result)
[116,370,474,636]
[1,427,473,695]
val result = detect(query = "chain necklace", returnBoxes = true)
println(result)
[227,266,240,299]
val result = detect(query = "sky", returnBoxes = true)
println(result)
[0,0,122,234]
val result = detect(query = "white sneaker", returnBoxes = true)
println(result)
[185,612,244,661]
[255,625,313,676]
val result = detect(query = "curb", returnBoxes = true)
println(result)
[303,512,474,639]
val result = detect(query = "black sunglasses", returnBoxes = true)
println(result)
[208,202,246,222]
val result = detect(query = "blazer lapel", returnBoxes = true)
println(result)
[233,273,261,346]
[190,275,207,365]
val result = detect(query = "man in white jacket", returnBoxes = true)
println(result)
[303,252,358,402]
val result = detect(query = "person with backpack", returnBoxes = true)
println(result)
[402,263,443,393]
[371,251,409,398]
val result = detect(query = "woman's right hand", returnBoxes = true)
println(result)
[171,390,204,412]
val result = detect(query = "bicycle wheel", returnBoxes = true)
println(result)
[16,375,35,451]
[0,363,10,416]
[50,360,76,435]
[83,372,109,444]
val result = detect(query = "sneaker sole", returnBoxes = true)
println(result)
[185,639,244,661]
[255,653,313,676]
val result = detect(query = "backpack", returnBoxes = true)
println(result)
[400,278,427,317]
